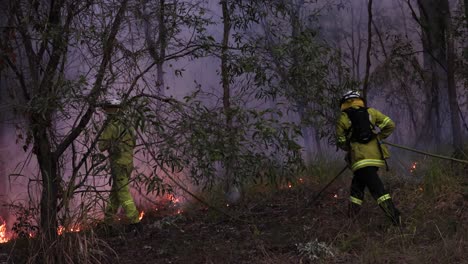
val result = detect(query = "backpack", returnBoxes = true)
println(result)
[343,107,375,144]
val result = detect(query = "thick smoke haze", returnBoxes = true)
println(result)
[0,0,466,236]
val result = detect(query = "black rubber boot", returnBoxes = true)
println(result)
[379,199,401,226]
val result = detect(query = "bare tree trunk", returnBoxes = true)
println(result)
[417,0,449,146]
[221,0,233,192]
[33,117,59,241]
[157,0,166,94]
[143,0,167,95]
[362,0,373,101]
[314,127,322,156]
[289,0,313,161]
[443,0,463,151]
[350,6,357,80]
[463,0,468,64]
[0,151,6,221]
[465,0,468,28]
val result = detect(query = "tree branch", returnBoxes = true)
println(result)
[54,0,129,158]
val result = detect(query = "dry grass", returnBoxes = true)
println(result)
[25,230,117,264]
[1,157,466,263]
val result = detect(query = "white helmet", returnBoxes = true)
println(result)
[340,90,362,105]
[102,98,122,108]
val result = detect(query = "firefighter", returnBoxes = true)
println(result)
[98,98,143,233]
[336,91,401,226]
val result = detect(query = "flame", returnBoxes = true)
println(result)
[0,218,9,243]
[168,194,180,204]
[333,194,338,198]
[139,211,145,221]
[57,225,65,236]
[288,182,292,188]
[410,162,417,173]
[57,224,81,235]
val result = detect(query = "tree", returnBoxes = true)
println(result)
[1,0,129,243]
[415,0,463,149]
[442,0,464,151]
[254,1,354,161]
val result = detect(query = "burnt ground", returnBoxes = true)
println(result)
[103,186,352,264]
[1,173,467,264]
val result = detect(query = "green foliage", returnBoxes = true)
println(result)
[422,159,460,197]
[135,171,173,196]
[301,156,346,184]
[242,22,355,143]
[134,91,304,192]
[8,203,39,238]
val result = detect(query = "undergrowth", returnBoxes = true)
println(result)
[1,155,466,263]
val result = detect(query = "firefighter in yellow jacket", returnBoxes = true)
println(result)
[336,91,401,226]
[99,98,142,233]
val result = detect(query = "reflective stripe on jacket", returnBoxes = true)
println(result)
[336,100,395,172]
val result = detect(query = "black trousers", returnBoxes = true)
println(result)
[350,166,387,203]
[349,166,401,225]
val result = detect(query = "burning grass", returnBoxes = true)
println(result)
[0,218,8,243]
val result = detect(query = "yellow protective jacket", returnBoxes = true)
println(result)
[336,100,395,172]
[98,116,136,166]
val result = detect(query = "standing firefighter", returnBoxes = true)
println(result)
[336,91,401,226]
[99,98,143,233]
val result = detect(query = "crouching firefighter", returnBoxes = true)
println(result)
[335,91,401,226]
[98,98,143,233]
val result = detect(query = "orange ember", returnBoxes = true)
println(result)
[410,162,417,173]
[70,226,81,233]
[288,182,292,188]
[139,211,145,221]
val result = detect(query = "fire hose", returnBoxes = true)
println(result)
[382,141,468,165]
[308,141,468,207]
[307,165,348,207]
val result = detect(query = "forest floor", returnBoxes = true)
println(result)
[1,166,467,264]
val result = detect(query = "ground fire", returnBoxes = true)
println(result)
[0,194,181,244]
[0,217,10,243]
